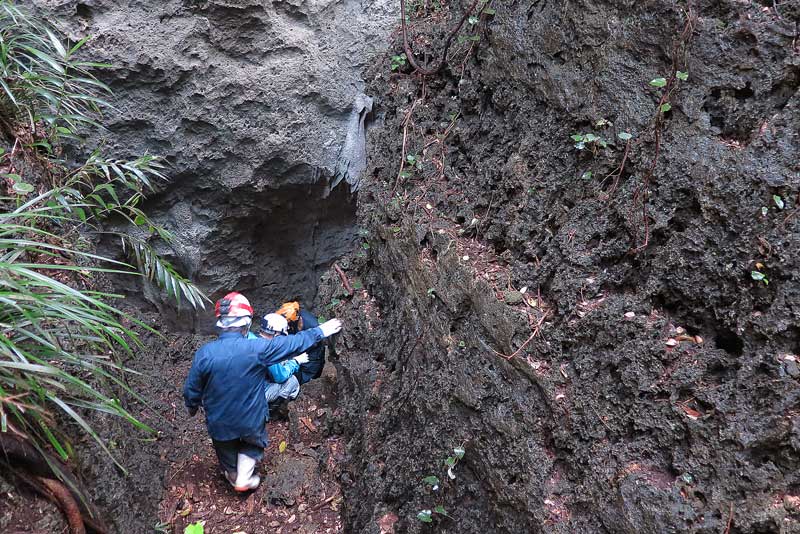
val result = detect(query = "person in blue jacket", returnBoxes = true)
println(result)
[183,292,342,492]
[275,301,326,384]
[248,313,305,413]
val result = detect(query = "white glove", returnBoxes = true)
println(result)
[319,318,342,337]
[293,353,309,364]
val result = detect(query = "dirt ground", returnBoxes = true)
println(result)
[156,335,345,534]
[0,327,346,534]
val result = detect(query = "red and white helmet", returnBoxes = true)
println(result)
[215,292,253,328]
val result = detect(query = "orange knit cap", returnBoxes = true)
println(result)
[276,301,301,323]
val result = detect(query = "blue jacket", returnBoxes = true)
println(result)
[246,332,299,383]
[183,328,323,443]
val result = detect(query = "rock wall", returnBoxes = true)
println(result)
[31,0,396,320]
[323,0,800,532]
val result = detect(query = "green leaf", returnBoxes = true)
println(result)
[458,34,481,43]
[750,271,766,281]
[584,133,599,142]
[12,182,34,194]
[468,15,479,24]
[362,242,370,250]
[761,206,768,216]
[434,505,447,515]
[649,77,667,88]
[581,171,592,180]
[660,103,672,113]
[68,36,91,56]
[676,70,689,81]
[184,522,205,534]
[453,446,465,459]
[482,7,496,14]
[417,510,433,523]
[570,134,584,142]
[445,456,457,467]
[618,132,633,141]
[45,28,68,59]
[773,195,784,209]
[133,214,147,226]
[423,475,440,486]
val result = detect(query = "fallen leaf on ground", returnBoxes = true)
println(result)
[680,405,701,419]
[300,416,317,432]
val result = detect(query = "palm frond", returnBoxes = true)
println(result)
[119,235,208,310]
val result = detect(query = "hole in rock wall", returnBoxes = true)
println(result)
[115,167,357,333]
[713,329,744,356]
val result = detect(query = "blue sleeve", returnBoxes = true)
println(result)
[268,359,300,383]
[183,350,206,409]
[256,327,324,366]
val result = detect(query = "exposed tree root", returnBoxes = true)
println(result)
[399,0,482,76]
[333,262,354,296]
[0,433,109,534]
[39,476,87,534]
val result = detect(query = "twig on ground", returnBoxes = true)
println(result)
[490,311,549,360]
[602,137,631,199]
[310,491,341,512]
[723,502,734,534]
[393,99,419,193]
[631,4,696,253]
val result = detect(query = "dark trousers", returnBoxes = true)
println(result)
[297,349,325,384]
[211,436,265,473]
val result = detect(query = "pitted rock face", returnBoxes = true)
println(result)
[32,0,395,313]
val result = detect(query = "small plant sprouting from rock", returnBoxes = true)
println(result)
[751,260,769,286]
[445,445,465,479]
[391,53,407,71]
[416,445,466,523]
[650,71,688,114]
[773,195,785,210]
[417,506,451,523]
[406,153,423,170]
[571,132,608,153]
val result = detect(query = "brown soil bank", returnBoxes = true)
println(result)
[322,0,800,532]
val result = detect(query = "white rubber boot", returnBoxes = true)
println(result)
[234,453,260,492]
[222,469,237,487]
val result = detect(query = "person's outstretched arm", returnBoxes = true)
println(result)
[256,319,342,366]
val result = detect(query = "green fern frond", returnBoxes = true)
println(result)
[119,235,209,310]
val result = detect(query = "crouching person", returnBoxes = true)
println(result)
[276,301,326,384]
[251,313,308,415]
[183,292,342,492]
